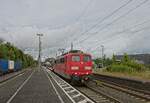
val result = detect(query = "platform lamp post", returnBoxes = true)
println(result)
[37,33,43,68]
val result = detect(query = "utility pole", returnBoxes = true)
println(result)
[37,33,43,67]
[101,45,104,68]
[56,52,57,57]
[71,42,73,51]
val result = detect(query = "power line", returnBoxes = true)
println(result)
[90,25,150,53]
[72,0,133,41]
[77,0,149,44]
[66,0,92,44]
[86,21,150,52]
[85,19,150,47]
[75,0,92,22]
[60,0,93,48]
[91,26,150,52]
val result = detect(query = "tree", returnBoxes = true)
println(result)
[0,38,4,44]
[112,54,116,64]
[104,58,112,66]
[122,53,130,64]
[0,42,36,68]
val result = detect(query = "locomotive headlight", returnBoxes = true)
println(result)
[71,66,79,70]
[85,66,92,70]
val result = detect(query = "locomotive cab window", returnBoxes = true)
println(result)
[83,55,91,62]
[72,56,80,62]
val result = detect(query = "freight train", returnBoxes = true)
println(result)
[0,59,22,76]
[53,50,93,84]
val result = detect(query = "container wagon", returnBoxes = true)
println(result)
[0,59,9,75]
[0,59,22,75]
[8,60,14,72]
[14,61,22,71]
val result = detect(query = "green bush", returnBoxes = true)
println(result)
[107,53,148,73]
[124,61,146,72]
[107,64,134,73]
[146,65,150,70]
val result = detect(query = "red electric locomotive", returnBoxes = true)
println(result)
[53,50,93,84]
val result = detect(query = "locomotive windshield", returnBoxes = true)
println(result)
[72,56,80,62]
[83,55,91,62]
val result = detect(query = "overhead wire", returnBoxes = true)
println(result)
[84,19,150,53]
[72,0,133,42]
[49,0,93,52]
[66,0,92,41]
[75,0,92,22]
[85,19,150,46]
[5,1,93,57]
[77,0,149,44]
[64,0,93,49]
[90,24,150,53]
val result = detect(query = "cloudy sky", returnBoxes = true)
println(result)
[0,0,150,59]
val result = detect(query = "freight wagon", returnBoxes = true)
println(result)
[14,61,22,71]
[0,59,9,75]
[0,59,22,75]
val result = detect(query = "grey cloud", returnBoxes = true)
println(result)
[0,0,150,59]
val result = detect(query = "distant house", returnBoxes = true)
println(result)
[115,54,150,65]
[116,60,121,64]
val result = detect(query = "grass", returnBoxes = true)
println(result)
[93,55,150,80]
[93,69,150,81]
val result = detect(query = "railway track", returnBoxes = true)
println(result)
[47,70,122,103]
[93,73,150,92]
[75,86,121,103]
[99,81,150,101]
[46,69,150,103]
[92,74,150,103]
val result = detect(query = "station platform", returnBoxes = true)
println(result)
[0,68,72,103]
